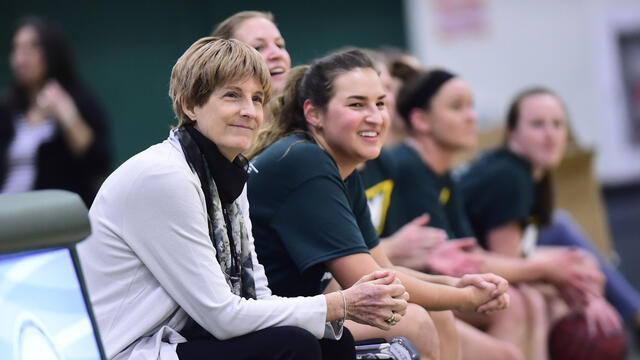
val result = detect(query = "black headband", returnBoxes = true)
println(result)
[397,69,456,124]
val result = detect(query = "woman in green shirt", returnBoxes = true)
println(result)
[247,49,510,360]
[461,87,627,343]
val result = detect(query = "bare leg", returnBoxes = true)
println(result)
[519,284,550,360]
[455,288,526,359]
[486,287,528,357]
[347,303,439,360]
[429,310,460,360]
[457,320,524,360]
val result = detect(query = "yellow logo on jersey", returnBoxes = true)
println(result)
[365,180,394,235]
[439,187,450,205]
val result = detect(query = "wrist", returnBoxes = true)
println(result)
[338,290,347,323]
[446,276,460,287]
[59,107,81,127]
[324,292,345,322]
[457,286,474,312]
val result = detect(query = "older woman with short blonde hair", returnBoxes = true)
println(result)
[77,37,407,360]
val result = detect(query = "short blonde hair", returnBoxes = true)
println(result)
[169,37,271,127]
[211,11,275,39]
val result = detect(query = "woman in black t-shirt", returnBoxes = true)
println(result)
[461,87,626,343]
[248,49,510,360]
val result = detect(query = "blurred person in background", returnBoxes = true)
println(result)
[0,16,111,206]
[461,87,635,342]
[212,11,291,96]
[371,46,420,147]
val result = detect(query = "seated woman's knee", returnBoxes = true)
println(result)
[503,287,527,324]
[402,304,440,359]
[519,285,547,316]
[405,304,438,337]
[494,342,525,360]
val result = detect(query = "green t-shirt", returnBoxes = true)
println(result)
[247,133,380,297]
[361,143,474,239]
[458,148,534,248]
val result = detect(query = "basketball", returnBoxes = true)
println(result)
[549,310,627,360]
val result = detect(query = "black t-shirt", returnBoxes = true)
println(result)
[459,148,534,248]
[247,133,379,297]
[361,143,474,239]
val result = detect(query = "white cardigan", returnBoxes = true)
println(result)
[77,132,337,360]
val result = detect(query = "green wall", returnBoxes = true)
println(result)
[1,0,406,166]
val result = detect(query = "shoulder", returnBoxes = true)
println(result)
[0,102,13,143]
[462,149,532,189]
[387,143,422,175]
[370,148,395,172]
[360,148,395,185]
[387,142,414,161]
[100,137,200,206]
[460,149,534,225]
[251,134,340,184]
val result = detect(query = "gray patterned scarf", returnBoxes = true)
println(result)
[176,127,256,300]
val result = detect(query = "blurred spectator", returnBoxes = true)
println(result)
[212,11,291,96]
[0,16,110,206]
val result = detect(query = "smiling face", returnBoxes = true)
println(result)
[10,25,47,89]
[232,17,291,95]
[421,78,476,151]
[308,67,389,175]
[184,77,265,161]
[508,93,568,170]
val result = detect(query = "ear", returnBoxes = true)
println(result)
[181,102,197,121]
[303,99,322,129]
[409,108,431,134]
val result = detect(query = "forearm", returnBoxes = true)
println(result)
[57,108,94,156]
[394,265,458,286]
[479,252,548,283]
[396,271,470,311]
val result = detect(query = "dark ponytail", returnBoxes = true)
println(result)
[246,65,309,159]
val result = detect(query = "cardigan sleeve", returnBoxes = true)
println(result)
[120,163,329,339]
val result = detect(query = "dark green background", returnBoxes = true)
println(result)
[1,0,406,166]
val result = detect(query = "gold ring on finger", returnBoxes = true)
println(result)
[386,312,399,325]
[385,313,395,324]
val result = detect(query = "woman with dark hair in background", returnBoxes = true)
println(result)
[0,16,110,206]
[247,49,510,360]
[212,11,291,96]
